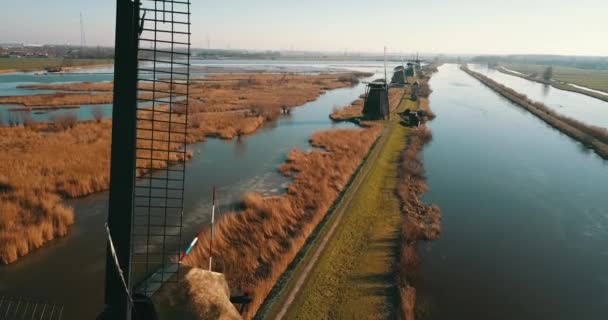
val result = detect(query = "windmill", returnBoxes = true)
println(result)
[99,0,191,319]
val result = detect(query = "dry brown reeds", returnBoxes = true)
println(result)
[0,92,114,106]
[396,126,441,320]
[182,125,382,319]
[417,81,433,99]
[50,111,78,130]
[462,65,608,159]
[395,74,441,319]
[0,121,110,263]
[0,109,192,263]
[18,81,114,92]
[0,72,369,264]
[330,98,364,121]
[185,73,368,139]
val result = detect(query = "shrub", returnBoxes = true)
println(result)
[337,75,360,86]
[91,106,104,122]
[8,112,22,127]
[51,111,78,130]
[22,112,37,128]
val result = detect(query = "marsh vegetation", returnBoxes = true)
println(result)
[182,125,382,318]
[0,72,368,264]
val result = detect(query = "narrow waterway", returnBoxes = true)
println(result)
[0,62,390,320]
[469,64,608,128]
[417,65,608,319]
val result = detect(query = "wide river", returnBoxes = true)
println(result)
[417,65,608,319]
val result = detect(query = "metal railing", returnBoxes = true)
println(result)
[0,296,63,320]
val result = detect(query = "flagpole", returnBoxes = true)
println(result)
[209,186,216,271]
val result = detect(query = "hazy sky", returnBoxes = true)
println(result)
[1,0,607,56]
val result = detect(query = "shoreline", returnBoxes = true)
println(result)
[259,88,407,319]
[496,66,608,103]
[0,61,114,75]
[258,70,441,320]
[463,65,608,159]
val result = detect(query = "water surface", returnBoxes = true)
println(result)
[469,64,608,128]
[417,65,608,320]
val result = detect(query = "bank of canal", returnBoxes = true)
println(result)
[416,65,608,319]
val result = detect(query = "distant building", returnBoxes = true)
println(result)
[406,63,416,78]
[391,66,407,85]
[363,79,389,120]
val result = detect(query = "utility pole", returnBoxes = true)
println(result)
[384,46,388,83]
[80,12,86,50]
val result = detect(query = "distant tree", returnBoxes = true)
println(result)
[543,66,554,82]
[51,112,78,130]
[8,112,21,127]
[22,111,37,128]
[91,106,104,122]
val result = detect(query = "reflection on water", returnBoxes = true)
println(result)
[418,65,608,320]
[542,83,550,97]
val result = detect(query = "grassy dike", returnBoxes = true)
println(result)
[497,66,608,103]
[264,95,416,319]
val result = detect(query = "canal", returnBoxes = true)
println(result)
[417,64,608,319]
[469,64,608,129]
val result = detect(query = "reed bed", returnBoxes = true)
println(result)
[0,113,191,264]
[0,72,368,264]
[0,91,172,107]
[330,98,364,121]
[186,73,367,139]
[0,92,114,106]
[182,125,382,319]
[18,81,114,92]
[0,121,110,263]
[395,76,440,319]
[462,65,608,159]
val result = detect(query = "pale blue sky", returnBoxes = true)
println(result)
[1,0,607,55]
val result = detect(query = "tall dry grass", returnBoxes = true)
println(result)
[395,74,441,319]
[0,92,114,107]
[182,125,382,319]
[0,122,110,263]
[186,73,368,139]
[0,110,192,264]
[0,190,74,264]
[462,65,608,159]
[396,126,441,320]
[0,72,369,264]
[19,81,114,92]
